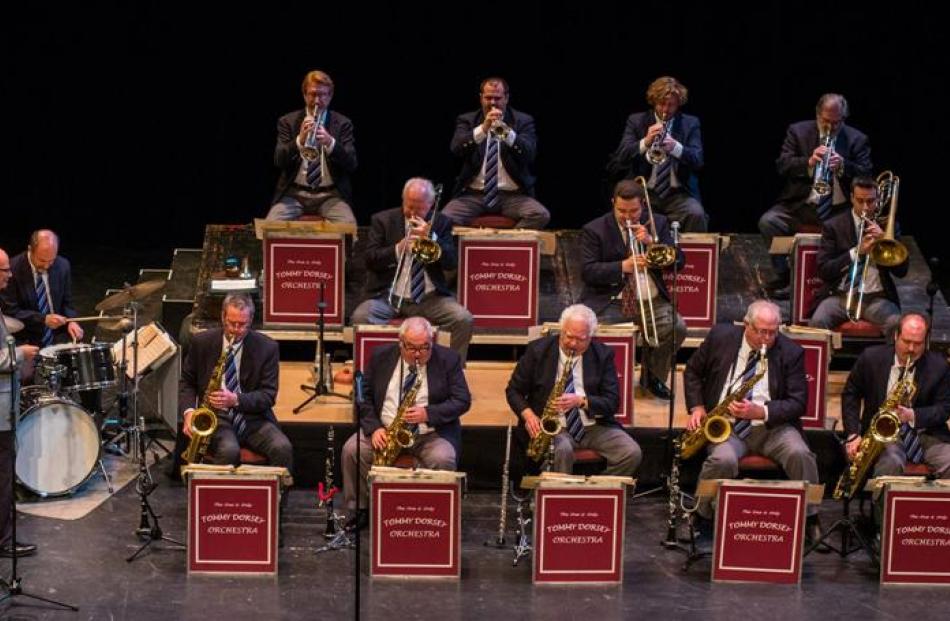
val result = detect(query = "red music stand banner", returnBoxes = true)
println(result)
[263,234,344,327]
[594,332,636,426]
[660,233,719,329]
[187,473,280,575]
[712,482,806,584]
[533,485,626,584]
[782,328,831,430]
[458,237,539,328]
[881,484,950,585]
[791,234,823,325]
[370,476,462,578]
[353,326,401,372]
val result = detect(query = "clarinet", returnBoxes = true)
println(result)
[318,426,340,538]
[490,424,513,546]
[664,440,683,546]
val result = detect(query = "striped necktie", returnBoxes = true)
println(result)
[225,345,247,439]
[562,359,585,443]
[306,153,323,188]
[35,274,53,347]
[484,135,500,211]
[653,157,674,199]
[731,350,761,440]
[895,365,924,463]
[402,365,419,434]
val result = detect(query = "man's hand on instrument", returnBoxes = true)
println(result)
[845,436,862,461]
[371,428,389,451]
[298,118,315,142]
[687,407,706,432]
[403,406,429,425]
[44,313,68,329]
[208,388,238,410]
[67,321,83,342]
[728,399,765,420]
[522,409,541,438]
[554,393,585,414]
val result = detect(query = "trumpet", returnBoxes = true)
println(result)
[812,133,835,197]
[301,106,324,162]
[844,171,906,321]
[621,177,677,347]
[388,184,444,310]
[646,112,672,166]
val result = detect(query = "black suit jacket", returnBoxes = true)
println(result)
[842,345,950,442]
[684,324,808,430]
[814,209,908,309]
[774,120,872,205]
[179,329,280,432]
[359,343,471,456]
[506,335,621,430]
[579,211,684,314]
[272,108,358,205]
[607,111,704,199]
[450,107,537,197]
[0,252,77,346]
[361,207,458,299]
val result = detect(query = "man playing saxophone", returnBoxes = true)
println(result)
[842,312,950,479]
[684,300,821,543]
[505,304,641,477]
[340,317,471,532]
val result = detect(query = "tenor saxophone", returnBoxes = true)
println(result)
[182,342,229,464]
[526,352,575,462]
[373,369,424,467]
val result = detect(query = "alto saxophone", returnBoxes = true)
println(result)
[527,352,575,462]
[678,346,767,460]
[182,341,229,464]
[374,368,424,467]
[833,359,917,500]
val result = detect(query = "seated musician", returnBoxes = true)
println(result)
[810,176,906,337]
[842,312,950,479]
[683,300,821,542]
[580,179,686,400]
[350,177,473,363]
[341,316,471,531]
[505,304,641,477]
[180,293,293,471]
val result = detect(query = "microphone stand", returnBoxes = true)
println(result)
[352,371,364,621]
[0,336,78,611]
[294,282,351,414]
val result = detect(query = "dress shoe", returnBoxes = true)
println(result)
[805,516,829,553]
[641,375,672,400]
[344,509,369,533]
[691,515,714,553]
[0,541,37,558]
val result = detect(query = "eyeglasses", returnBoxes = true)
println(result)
[400,342,432,354]
[749,326,778,338]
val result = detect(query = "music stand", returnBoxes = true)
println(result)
[0,336,78,612]
[294,283,350,414]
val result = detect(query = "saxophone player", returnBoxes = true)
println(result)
[341,317,471,532]
[684,300,821,543]
[179,293,293,470]
[505,304,641,477]
[842,312,950,478]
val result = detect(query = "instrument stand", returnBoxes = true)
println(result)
[315,512,354,554]
[510,488,532,567]
[680,511,712,572]
[660,452,695,556]
[0,337,78,612]
[294,283,350,415]
[805,493,877,562]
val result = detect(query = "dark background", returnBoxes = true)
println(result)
[5,2,947,294]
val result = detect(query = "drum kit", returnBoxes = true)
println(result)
[12,280,166,498]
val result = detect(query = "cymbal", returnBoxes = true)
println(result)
[94,280,166,312]
[3,316,24,334]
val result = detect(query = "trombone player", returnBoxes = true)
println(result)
[351,177,473,362]
[810,176,906,338]
[580,179,686,400]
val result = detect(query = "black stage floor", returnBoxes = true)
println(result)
[6,458,946,620]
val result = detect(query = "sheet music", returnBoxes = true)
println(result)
[112,322,176,378]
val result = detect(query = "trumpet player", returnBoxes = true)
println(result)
[842,313,950,478]
[505,305,641,476]
[760,93,872,299]
[265,70,357,223]
[607,76,707,232]
[351,177,473,362]
[810,177,906,337]
[341,317,471,532]
[580,180,686,400]
[684,300,821,544]
[442,77,550,229]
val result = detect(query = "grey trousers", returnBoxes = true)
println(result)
[442,191,550,229]
[550,424,642,476]
[874,433,950,479]
[266,187,356,224]
[209,417,294,472]
[649,190,708,233]
[598,297,686,384]
[809,293,900,338]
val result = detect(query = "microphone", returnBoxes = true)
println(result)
[353,370,364,405]
[6,335,16,372]
[671,221,680,246]
[926,257,940,297]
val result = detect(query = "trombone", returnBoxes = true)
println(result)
[301,106,324,162]
[623,177,677,347]
[388,184,445,310]
[844,171,906,321]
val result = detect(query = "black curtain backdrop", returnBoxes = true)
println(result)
[5,2,947,289]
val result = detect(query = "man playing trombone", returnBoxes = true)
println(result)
[580,179,686,400]
[810,176,906,337]
[351,177,473,362]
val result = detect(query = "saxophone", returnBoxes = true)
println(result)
[527,352,575,462]
[833,358,916,500]
[373,368,424,467]
[182,342,228,464]
[678,346,767,460]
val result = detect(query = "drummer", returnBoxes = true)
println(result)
[0,229,83,348]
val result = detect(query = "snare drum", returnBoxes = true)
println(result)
[16,396,101,497]
[38,342,116,391]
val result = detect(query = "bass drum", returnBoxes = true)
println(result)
[16,397,101,497]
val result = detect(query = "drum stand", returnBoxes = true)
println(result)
[0,337,78,612]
